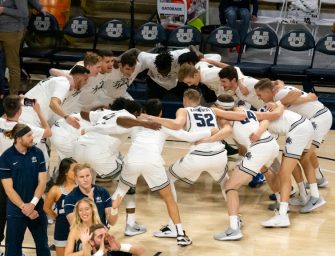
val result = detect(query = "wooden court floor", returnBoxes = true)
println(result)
[16,130,335,256]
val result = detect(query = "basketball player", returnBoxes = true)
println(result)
[20,65,90,128]
[74,98,160,236]
[206,95,280,240]
[112,98,216,246]
[49,51,103,112]
[255,79,327,227]
[144,89,230,238]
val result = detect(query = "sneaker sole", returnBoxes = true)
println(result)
[300,200,326,214]
[124,230,147,236]
[262,223,290,228]
[177,241,192,246]
[153,233,177,238]
[214,233,243,241]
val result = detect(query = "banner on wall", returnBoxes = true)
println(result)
[157,0,208,29]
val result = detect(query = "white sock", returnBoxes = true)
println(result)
[309,183,320,198]
[298,182,308,199]
[127,213,136,226]
[229,215,239,230]
[279,202,288,216]
[275,192,281,203]
[168,218,176,231]
[175,224,184,236]
[315,167,323,179]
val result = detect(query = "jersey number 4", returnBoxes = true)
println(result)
[194,113,215,127]
[241,111,257,124]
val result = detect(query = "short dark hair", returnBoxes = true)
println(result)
[155,51,173,74]
[144,99,162,116]
[109,97,129,111]
[125,100,142,116]
[3,95,21,118]
[218,66,238,81]
[178,51,199,66]
[70,65,90,75]
[217,94,234,103]
[120,52,137,67]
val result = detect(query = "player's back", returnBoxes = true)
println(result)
[185,106,223,151]
[232,110,272,149]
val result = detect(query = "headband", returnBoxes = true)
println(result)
[215,100,235,110]
[14,126,31,138]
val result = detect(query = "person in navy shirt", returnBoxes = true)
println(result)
[64,163,122,226]
[0,123,50,256]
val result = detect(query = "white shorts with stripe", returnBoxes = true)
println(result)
[120,161,170,192]
[73,139,122,179]
[169,146,228,184]
[239,136,279,177]
[283,117,313,159]
[310,107,332,147]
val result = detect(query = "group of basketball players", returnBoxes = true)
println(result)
[0,45,332,255]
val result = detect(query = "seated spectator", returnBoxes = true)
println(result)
[218,0,258,42]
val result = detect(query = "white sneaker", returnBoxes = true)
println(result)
[261,211,290,228]
[289,195,309,206]
[300,196,326,213]
[305,177,329,189]
[124,222,147,236]
[153,225,177,238]
[213,227,243,241]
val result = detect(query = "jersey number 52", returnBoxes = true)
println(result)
[194,113,215,127]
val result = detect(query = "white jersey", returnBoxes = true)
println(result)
[195,61,225,96]
[21,76,72,126]
[274,85,325,119]
[258,107,306,136]
[0,118,44,155]
[76,73,105,111]
[50,113,91,159]
[79,109,135,153]
[185,106,223,151]
[136,49,190,90]
[234,67,264,109]
[232,110,272,149]
[97,68,133,105]
[126,126,210,166]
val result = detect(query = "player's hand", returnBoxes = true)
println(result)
[66,115,80,129]
[105,232,121,251]
[112,194,123,209]
[195,137,211,145]
[265,102,277,111]
[21,203,35,216]
[81,129,85,135]
[249,132,260,143]
[143,120,161,130]
[28,210,39,220]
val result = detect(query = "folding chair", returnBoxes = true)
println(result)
[166,25,202,49]
[271,29,315,81]
[237,27,278,77]
[134,22,167,52]
[52,16,96,64]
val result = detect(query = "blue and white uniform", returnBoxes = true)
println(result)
[169,106,228,184]
[232,110,279,176]
[274,86,332,147]
[54,186,72,247]
[0,145,50,256]
[64,185,112,226]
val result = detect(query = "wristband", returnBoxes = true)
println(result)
[120,243,131,253]
[64,114,70,119]
[110,207,118,216]
[93,249,104,256]
[30,196,39,206]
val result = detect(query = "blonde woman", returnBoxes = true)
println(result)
[64,198,102,255]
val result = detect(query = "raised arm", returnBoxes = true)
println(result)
[278,89,302,106]
[211,107,246,121]
[255,102,284,121]
[197,120,232,144]
[117,116,161,130]
[50,97,80,129]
